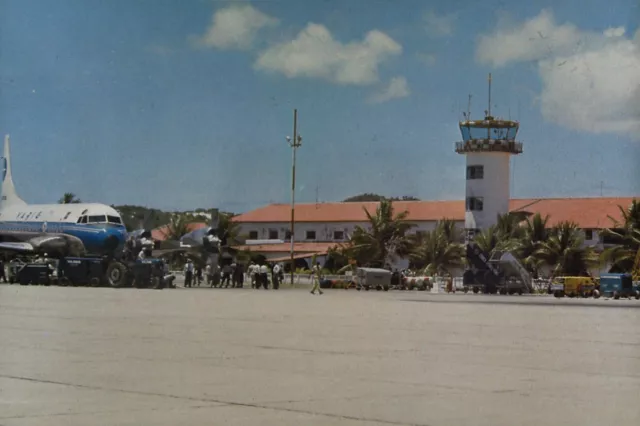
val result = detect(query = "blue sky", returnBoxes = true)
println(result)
[1,0,638,213]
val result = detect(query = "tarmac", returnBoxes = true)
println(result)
[1,285,640,426]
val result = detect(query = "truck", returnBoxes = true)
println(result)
[594,273,640,299]
[550,276,596,298]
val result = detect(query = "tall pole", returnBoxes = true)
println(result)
[289,109,299,286]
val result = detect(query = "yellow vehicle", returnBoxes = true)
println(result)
[550,276,596,298]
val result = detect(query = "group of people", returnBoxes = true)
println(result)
[181,259,325,294]
[181,260,285,289]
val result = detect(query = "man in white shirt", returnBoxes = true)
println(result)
[259,263,269,289]
[184,260,194,288]
[272,263,281,290]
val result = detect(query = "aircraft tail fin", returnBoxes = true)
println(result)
[1,135,27,208]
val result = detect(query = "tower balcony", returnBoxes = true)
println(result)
[455,139,523,154]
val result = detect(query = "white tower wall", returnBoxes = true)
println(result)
[464,152,510,231]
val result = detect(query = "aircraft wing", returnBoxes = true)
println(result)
[0,241,35,252]
[0,231,85,256]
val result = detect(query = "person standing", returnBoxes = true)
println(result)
[310,261,323,295]
[272,263,281,290]
[259,262,269,289]
[221,263,232,288]
[184,260,194,288]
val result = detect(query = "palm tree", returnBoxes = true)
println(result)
[601,199,640,272]
[410,220,465,276]
[515,213,550,275]
[344,199,415,268]
[217,212,245,246]
[531,221,599,277]
[58,192,81,204]
[160,214,196,241]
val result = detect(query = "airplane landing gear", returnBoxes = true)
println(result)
[107,261,127,288]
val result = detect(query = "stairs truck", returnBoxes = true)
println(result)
[463,242,532,294]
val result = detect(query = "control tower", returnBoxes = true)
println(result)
[455,74,522,240]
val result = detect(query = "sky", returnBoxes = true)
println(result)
[0,0,639,213]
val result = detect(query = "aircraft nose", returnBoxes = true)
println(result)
[103,234,121,251]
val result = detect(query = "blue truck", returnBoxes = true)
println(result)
[595,273,640,299]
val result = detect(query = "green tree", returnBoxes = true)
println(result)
[344,199,415,267]
[531,221,599,277]
[58,192,81,204]
[410,219,465,275]
[601,199,640,272]
[159,214,196,241]
[514,213,550,276]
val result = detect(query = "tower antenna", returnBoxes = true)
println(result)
[487,73,492,118]
[467,94,472,121]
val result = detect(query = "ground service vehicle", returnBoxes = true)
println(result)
[355,267,392,291]
[550,276,596,298]
[595,273,640,299]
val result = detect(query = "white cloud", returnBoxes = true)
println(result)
[195,5,279,50]
[254,23,402,85]
[424,11,456,37]
[475,9,640,138]
[416,52,437,66]
[368,76,410,104]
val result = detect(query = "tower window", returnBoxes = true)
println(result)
[466,165,484,180]
[466,197,484,212]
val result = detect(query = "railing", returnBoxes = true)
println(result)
[455,140,523,154]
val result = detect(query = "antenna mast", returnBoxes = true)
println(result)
[487,73,492,118]
[467,94,472,121]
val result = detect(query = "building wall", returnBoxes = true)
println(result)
[464,152,511,232]
[237,220,457,243]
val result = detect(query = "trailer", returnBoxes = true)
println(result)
[355,267,392,291]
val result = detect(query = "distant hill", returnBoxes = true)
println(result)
[342,193,420,202]
[112,205,233,231]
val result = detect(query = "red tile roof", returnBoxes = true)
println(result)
[233,242,339,253]
[233,197,638,229]
[151,222,208,241]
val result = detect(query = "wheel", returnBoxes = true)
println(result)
[106,262,127,288]
[59,277,69,287]
[613,291,620,300]
[517,289,523,296]
[593,289,600,299]
[463,287,469,293]
[383,286,389,292]
[365,286,370,291]
[89,277,101,287]
[472,287,479,294]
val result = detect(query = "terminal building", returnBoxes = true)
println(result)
[231,197,637,269]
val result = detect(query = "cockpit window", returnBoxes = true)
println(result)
[88,215,107,223]
[80,216,87,224]
[107,215,122,224]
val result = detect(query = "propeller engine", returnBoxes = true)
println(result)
[124,210,159,258]
[179,209,223,254]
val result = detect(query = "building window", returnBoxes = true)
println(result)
[466,165,484,180]
[585,229,593,240]
[333,230,344,240]
[285,230,292,240]
[466,197,484,211]
[248,230,258,239]
[306,230,316,240]
[268,229,279,239]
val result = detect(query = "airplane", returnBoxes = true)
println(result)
[0,134,128,273]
